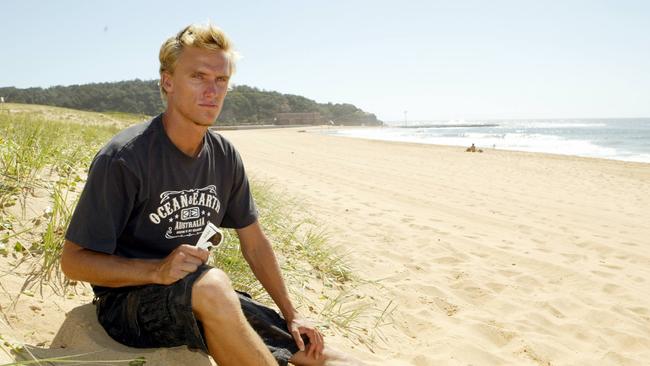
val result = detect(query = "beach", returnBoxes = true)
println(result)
[2,123,650,365]
[217,126,650,365]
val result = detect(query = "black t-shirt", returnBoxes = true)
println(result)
[65,114,257,292]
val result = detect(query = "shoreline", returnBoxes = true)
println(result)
[310,126,650,167]
[320,125,650,165]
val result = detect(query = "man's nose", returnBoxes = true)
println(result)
[204,81,217,96]
[204,81,225,96]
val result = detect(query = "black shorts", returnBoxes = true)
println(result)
[94,265,303,366]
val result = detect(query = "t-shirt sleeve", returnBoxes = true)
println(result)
[220,149,258,229]
[65,154,139,254]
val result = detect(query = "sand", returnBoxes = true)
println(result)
[217,126,650,365]
[2,125,650,365]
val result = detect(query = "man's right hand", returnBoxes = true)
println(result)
[155,244,210,285]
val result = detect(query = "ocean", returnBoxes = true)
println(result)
[326,118,650,164]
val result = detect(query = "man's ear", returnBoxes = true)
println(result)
[161,72,173,94]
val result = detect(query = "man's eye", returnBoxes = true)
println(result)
[192,74,203,79]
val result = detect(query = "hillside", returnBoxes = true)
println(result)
[0,80,382,126]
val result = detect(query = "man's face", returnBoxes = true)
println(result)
[162,47,231,126]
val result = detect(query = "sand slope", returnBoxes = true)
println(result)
[219,126,650,365]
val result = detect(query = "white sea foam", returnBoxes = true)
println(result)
[501,121,608,129]
[330,126,650,163]
[620,154,650,163]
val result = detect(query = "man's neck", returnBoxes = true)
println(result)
[161,111,208,158]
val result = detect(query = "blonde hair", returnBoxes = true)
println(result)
[158,23,238,99]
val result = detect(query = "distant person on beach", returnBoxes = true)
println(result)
[61,23,357,366]
[466,143,483,153]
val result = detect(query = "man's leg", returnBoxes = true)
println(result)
[192,268,277,366]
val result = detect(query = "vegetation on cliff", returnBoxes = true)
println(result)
[0,81,382,126]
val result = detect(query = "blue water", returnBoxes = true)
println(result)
[327,119,650,163]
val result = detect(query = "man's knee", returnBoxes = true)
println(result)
[191,268,240,321]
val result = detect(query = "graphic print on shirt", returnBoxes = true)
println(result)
[148,185,221,239]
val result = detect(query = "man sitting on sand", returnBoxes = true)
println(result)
[465,143,483,153]
[61,23,357,366]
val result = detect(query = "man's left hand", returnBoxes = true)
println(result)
[288,316,324,360]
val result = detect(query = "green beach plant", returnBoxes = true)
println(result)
[0,345,147,366]
[0,358,146,366]
[0,107,120,297]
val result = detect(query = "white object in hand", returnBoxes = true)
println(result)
[196,222,224,250]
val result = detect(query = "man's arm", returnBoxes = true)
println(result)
[236,222,296,318]
[237,220,324,359]
[61,240,209,287]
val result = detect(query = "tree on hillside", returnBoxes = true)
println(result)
[0,80,382,126]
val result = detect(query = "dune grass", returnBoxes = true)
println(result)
[211,179,395,346]
[0,109,121,296]
[0,104,394,363]
[210,179,354,302]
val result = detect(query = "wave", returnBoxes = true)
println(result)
[506,122,609,129]
[329,128,650,163]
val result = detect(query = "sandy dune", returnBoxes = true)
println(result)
[218,126,650,365]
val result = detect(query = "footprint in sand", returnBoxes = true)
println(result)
[560,252,585,261]
[469,251,489,258]
[541,303,566,319]
[409,223,433,231]
[627,307,649,316]
[462,286,490,300]
[406,262,429,272]
[470,322,516,347]
[433,297,460,316]
[432,256,463,265]
[531,237,545,245]
[516,225,531,234]
[516,344,552,366]
[591,270,614,278]
[411,354,435,366]
[497,269,520,277]
[630,276,645,283]
[601,264,623,270]
[602,283,624,294]
[485,282,506,293]
[514,275,541,287]
[414,284,447,298]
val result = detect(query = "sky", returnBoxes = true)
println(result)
[1,0,649,121]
